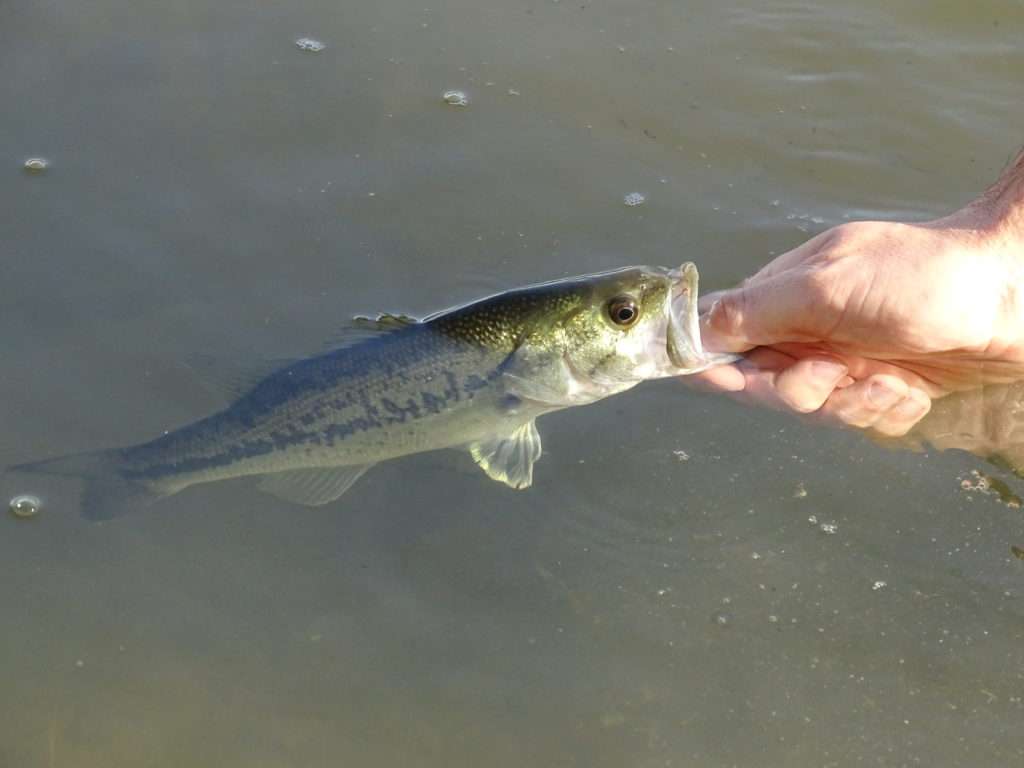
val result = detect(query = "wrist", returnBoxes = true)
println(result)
[966,148,1024,245]
[928,149,1024,362]
[986,151,1024,362]
[988,213,1024,364]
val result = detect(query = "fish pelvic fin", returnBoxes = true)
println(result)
[256,464,374,507]
[10,450,166,522]
[468,419,543,490]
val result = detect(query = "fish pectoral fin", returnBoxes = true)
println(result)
[501,372,568,406]
[468,420,542,490]
[256,464,374,506]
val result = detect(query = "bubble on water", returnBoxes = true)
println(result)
[711,611,732,627]
[958,469,1022,507]
[793,482,808,498]
[623,192,646,207]
[295,37,326,52]
[9,494,41,519]
[819,522,839,535]
[442,90,469,106]
[23,158,48,172]
[872,580,888,591]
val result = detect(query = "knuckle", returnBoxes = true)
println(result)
[825,220,883,248]
[801,267,840,309]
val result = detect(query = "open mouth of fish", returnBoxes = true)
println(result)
[665,262,738,373]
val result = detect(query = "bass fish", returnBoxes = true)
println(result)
[13,263,732,519]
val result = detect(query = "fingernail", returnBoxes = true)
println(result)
[700,301,722,333]
[867,381,903,409]
[809,360,847,387]
[700,310,746,354]
[702,298,732,334]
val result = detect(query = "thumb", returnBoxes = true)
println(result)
[700,274,821,353]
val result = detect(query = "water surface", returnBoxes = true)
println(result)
[2,1,1023,765]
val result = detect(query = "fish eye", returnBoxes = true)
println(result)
[607,296,639,327]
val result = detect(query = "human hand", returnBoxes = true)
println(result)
[689,165,1024,437]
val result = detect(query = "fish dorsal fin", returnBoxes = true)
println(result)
[468,420,542,490]
[322,313,421,351]
[184,314,422,402]
[256,464,374,506]
[184,314,420,401]
[351,312,419,331]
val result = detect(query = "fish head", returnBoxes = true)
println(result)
[549,263,731,392]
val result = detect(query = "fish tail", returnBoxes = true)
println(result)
[10,450,167,521]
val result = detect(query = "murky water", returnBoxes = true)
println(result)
[3,1,1023,765]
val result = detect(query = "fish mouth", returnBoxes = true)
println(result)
[665,262,738,373]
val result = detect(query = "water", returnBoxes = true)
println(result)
[2,0,1023,765]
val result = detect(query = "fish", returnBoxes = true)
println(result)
[11,263,734,520]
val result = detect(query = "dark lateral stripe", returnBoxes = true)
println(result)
[124,367,504,481]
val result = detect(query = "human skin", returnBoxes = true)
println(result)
[690,147,1024,437]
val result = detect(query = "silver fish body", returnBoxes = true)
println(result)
[13,263,733,518]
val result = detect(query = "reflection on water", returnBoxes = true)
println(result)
[907,383,1024,477]
[2,0,1024,765]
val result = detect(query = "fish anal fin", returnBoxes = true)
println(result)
[184,313,420,402]
[256,464,373,507]
[468,420,542,490]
